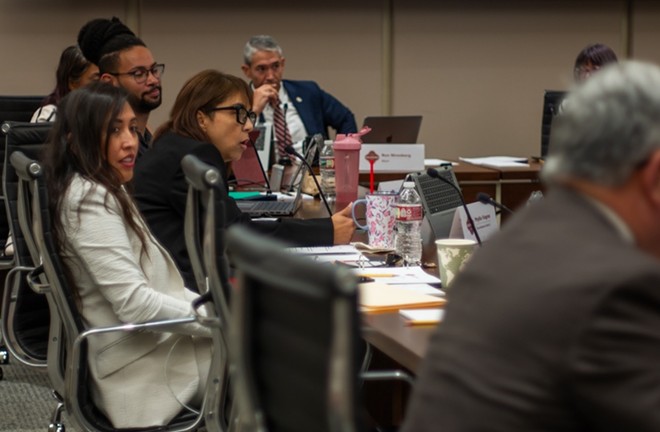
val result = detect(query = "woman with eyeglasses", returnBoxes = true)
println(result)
[133,69,355,291]
[42,82,212,428]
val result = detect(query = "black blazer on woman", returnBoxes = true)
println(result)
[133,132,333,290]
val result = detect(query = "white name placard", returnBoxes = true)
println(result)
[359,144,425,173]
[449,201,498,242]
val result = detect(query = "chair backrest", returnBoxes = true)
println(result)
[226,225,365,432]
[0,95,45,124]
[17,152,206,431]
[181,154,230,315]
[0,122,52,365]
[540,90,566,157]
[182,154,234,431]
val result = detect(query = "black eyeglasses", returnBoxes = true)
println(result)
[109,63,165,84]
[208,104,257,125]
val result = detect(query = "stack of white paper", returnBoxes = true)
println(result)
[459,156,529,168]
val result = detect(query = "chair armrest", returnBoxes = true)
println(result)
[26,265,51,294]
[65,316,202,426]
[361,370,415,386]
[191,292,221,329]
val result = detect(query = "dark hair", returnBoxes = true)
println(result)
[154,69,252,142]
[43,82,149,271]
[42,45,95,107]
[77,17,146,74]
[574,43,618,70]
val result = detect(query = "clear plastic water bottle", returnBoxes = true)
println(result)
[395,181,423,265]
[319,139,336,201]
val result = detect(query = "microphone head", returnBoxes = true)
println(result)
[284,145,295,155]
[476,192,492,204]
[426,167,439,178]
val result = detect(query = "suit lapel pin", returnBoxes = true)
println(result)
[296,96,303,103]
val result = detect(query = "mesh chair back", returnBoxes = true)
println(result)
[227,225,365,432]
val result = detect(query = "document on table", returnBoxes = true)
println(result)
[399,284,445,297]
[459,156,529,168]
[359,282,446,313]
[399,308,445,325]
[287,245,360,255]
[352,266,441,285]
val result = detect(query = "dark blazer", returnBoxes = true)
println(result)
[133,132,334,290]
[282,79,357,139]
[402,187,660,432]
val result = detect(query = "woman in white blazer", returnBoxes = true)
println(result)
[41,82,212,428]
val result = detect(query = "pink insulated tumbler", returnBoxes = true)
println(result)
[333,126,371,210]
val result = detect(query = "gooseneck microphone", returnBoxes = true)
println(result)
[476,192,514,215]
[284,145,333,216]
[426,168,482,245]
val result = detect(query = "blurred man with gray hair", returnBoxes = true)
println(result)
[402,61,660,432]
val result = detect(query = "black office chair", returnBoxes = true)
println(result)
[12,152,206,431]
[0,95,45,124]
[226,224,368,432]
[1,122,53,364]
[540,90,566,158]
[181,154,233,432]
[0,95,45,262]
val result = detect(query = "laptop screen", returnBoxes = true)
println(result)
[231,128,269,190]
[362,116,422,144]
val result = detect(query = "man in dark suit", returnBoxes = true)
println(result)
[241,35,357,164]
[402,61,660,432]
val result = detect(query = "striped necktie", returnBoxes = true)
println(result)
[271,99,292,158]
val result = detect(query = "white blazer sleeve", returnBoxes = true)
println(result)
[62,178,210,337]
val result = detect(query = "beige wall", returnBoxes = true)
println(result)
[1,0,658,159]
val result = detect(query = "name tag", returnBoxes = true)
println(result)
[359,144,425,173]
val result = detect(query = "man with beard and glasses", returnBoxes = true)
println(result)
[78,17,163,156]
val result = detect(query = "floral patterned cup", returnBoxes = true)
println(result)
[351,192,398,249]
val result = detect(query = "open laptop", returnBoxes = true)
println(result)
[230,127,270,190]
[408,165,463,240]
[362,115,422,144]
[236,140,318,217]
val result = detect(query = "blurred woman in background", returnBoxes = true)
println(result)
[31,45,99,122]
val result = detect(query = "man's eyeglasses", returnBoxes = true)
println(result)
[109,63,165,84]
[208,104,257,125]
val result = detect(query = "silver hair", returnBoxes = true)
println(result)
[543,60,660,186]
[243,35,283,65]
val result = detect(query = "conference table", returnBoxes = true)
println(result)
[300,161,544,425]
[358,159,544,217]
[299,159,546,374]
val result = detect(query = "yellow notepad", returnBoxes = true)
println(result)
[399,309,445,325]
[359,282,446,313]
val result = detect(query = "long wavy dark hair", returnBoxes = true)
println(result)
[42,45,96,107]
[42,82,149,266]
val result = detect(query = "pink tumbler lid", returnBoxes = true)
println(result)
[333,126,371,150]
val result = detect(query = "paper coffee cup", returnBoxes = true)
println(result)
[435,239,478,288]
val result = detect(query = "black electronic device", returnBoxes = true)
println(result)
[540,90,566,158]
[362,115,422,144]
[407,165,463,240]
